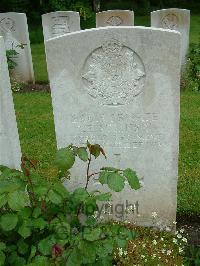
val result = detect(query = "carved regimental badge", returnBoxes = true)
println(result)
[162,14,179,30]
[106,16,123,26]
[82,39,145,106]
[0,18,16,35]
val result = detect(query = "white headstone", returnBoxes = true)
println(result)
[96,10,134,27]
[42,11,81,41]
[46,27,181,228]
[0,12,35,83]
[151,9,190,67]
[0,37,21,170]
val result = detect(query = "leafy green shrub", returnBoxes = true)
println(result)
[184,245,200,265]
[182,43,200,92]
[0,142,140,265]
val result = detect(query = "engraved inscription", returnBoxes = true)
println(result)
[106,16,123,26]
[82,39,145,106]
[51,16,70,37]
[0,18,16,34]
[162,14,179,30]
[70,112,162,149]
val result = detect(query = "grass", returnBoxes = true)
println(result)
[13,89,200,215]
[31,43,48,83]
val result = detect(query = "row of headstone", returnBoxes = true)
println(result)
[0,12,35,83]
[0,8,190,83]
[42,8,190,67]
[45,25,181,228]
[0,36,21,170]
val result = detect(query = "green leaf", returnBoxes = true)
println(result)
[77,147,88,161]
[83,227,102,241]
[32,207,41,218]
[96,239,113,258]
[0,180,21,194]
[0,213,18,231]
[55,147,75,171]
[17,239,29,255]
[95,192,112,201]
[8,251,26,266]
[0,242,6,251]
[123,168,141,190]
[32,218,47,230]
[19,208,31,219]
[29,255,49,266]
[18,223,31,238]
[27,245,36,263]
[0,251,5,266]
[48,189,62,205]
[52,183,69,199]
[66,249,82,266]
[107,172,125,192]
[99,171,109,185]
[0,194,7,208]
[8,190,29,211]
[38,235,56,256]
[55,222,70,239]
[73,188,89,202]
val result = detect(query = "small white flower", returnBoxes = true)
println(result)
[180,229,185,233]
[124,250,128,256]
[173,221,177,225]
[152,240,157,245]
[152,212,158,218]
[141,255,145,258]
[152,254,156,258]
[166,226,171,232]
[161,249,165,254]
[177,233,182,239]
[179,247,183,253]
[173,238,178,244]
[167,250,172,255]
[182,237,187,243]
[118,247,123,257]
[142,244,146,248]
[160,237,164,241]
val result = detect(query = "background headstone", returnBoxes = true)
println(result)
[96,10,134,27]
[151,8,190,67]
[0,36,21,170]
[0,12,35,83]
[46,27,181,228]
[42,11,81,41]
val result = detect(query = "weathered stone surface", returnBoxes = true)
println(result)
[151,8,190,67]
[46,27,181,228]
[0,12,35,83]
[0,37,21,170]
[42,11,81,41]
[96,10,134,27]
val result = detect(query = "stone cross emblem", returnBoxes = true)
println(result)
[162,14,179,30]
[82,39,145,106]
[106,16,123,26]
[0,18,16,34]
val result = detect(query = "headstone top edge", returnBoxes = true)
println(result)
[0,12,26,16]
[42,11,80,17]
[151,8,190,14]
[97,10,134,13]
[46,25,181,43]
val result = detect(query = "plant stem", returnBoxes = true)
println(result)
[85,152,92,190]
